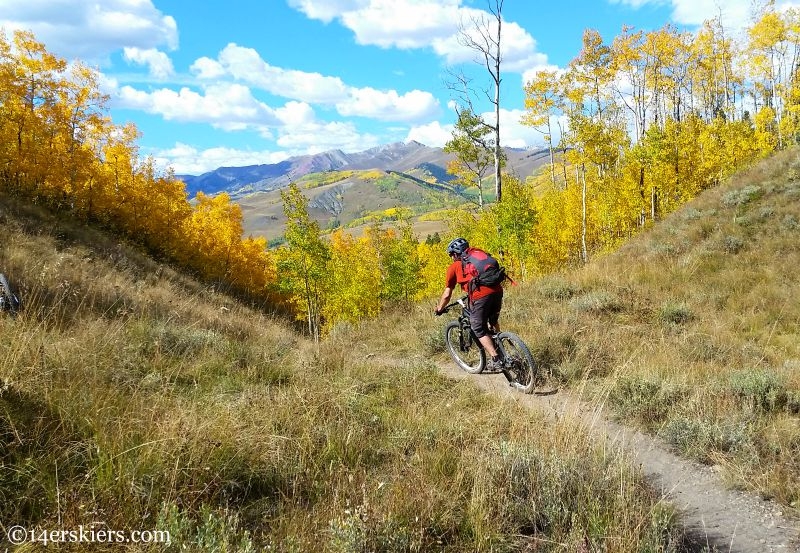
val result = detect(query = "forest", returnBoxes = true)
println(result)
[1,3,797,336]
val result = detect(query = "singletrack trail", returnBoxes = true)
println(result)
[436,362,800,553]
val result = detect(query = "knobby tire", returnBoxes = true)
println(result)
[0,273,20,315]
[444,320,485,374]
[496,331,538,394]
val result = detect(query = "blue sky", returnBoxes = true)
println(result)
[0,0,785,174]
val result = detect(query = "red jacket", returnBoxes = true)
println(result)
[445,260,503,301]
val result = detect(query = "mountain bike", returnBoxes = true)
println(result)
[441,296,538,394]
[0,273,21,315]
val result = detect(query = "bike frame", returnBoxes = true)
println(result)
[446,296,511,379]
[442,296,539,394]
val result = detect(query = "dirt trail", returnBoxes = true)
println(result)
[437,363,800,553]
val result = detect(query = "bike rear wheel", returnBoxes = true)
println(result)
[444,320,486,374]
[496,331,538,394]
[0,273,21,315]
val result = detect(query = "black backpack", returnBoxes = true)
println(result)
[461,247,507,291]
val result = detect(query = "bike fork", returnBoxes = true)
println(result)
[490,337,514,383]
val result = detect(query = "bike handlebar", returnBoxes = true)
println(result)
[441,296,469,313]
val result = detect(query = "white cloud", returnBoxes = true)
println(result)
[123,47,174,79]
[201,43,440,123]
[276,120,381,153]
[115,82,281,130]
[667,0,751,27]
[0,0,178,61]
[217,44,350,104]
[521,64,564,90]
[275,101,317,126]
[495,108,550,149]
[341,0,461,49]
[610,0,800,31]
[190,57,226,79]
[154,142,291,175]
[287,0,548,75]
[117,82,382,169]
[404,120,454,147]
[286,0,369,23]
[406,108,552,151]
[336,87,440,122]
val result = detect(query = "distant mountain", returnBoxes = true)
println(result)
[178,141,549,198]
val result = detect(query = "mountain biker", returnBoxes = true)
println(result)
[434,237,505,370]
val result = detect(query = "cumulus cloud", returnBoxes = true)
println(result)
[286,0,369,24]
[521,64,565,89]
[276,120,381,153]
[198,43,440,123]
[154,143,292,175]
[0,0,178,61]
[190,57,226,79]
[115,82,281,131]
[123,47,174,79]
[287,0,548,75]
[404,120,454,147]
[341,0,461,49]
[336,87,439,122]
[216,44,350,104]
[610,0,800,31]
[494,108,550,149]
[405,108,553,151]
[113,80,382,162]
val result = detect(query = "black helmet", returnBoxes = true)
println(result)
[446,237,469,257]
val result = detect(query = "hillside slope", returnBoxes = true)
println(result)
[488,147,800,509]
[0,194,686,551]
[237,168,469,241]
[179,141,549,199]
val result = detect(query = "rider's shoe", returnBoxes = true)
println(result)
[487,355,505,372]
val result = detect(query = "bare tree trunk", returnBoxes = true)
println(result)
[457,0,504,203]
[651,186,658,221]
[493,11,502,203]
[581,165,588,264]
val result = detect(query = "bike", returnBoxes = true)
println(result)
[0,273,21,315]
[441,296,538,394]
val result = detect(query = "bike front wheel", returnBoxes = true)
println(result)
[496,332,538,394]
[0,273,21,315]
[444,321,486,374]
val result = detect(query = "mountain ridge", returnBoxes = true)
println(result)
[179,141,549,199]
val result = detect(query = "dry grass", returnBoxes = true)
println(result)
[506,147,800,510]
[0,196,683,550]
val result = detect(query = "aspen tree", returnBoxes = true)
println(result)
[278,183,329,340]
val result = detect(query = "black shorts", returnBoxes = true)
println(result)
[469,292,503,339]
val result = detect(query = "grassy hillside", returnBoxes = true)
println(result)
[0,195,682,550]
[237,169,467,243]
[504,148,800,508]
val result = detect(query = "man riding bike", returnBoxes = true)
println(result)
[434,237,505,370]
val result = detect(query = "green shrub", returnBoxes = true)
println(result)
[722,185,762,207]
[329,504,413,553]
[681,207,703,221]
[532,333,577,373]
[722,235,745,254]
[157,502,256,552]
[421,327,446,355]
[538,277,578,300]
[660,416,752,462]
[568,291,621,314]
[468,442,680,551]
[609,377,685,425]
[729,368,789,413]
[658,302,693,325]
